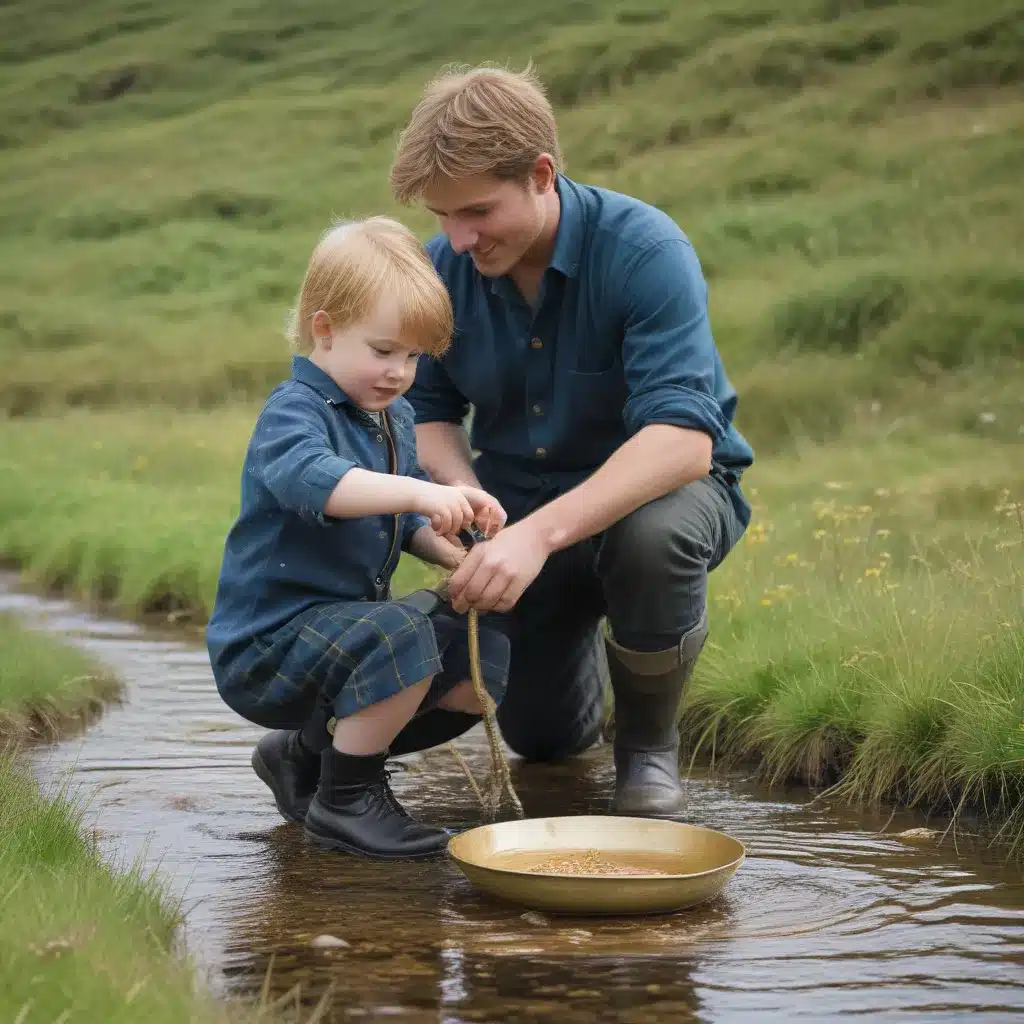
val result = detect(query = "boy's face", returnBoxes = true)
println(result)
[311,296,421,413]
[422,160,555,278]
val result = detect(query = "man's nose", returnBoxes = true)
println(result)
[447,222,478,254]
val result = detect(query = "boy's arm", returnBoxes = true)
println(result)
[324,469,430,518]
[400,457,434,553]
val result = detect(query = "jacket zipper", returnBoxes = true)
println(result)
[375,410,400,594]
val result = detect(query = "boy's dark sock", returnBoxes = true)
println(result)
[251,729,321,824]
[297,705,333,757]
[303,747,450,860]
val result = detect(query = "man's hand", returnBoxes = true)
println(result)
[407,525,468,571]
[446,521,551,614]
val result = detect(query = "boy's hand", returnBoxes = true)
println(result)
[453,485,507,538]
[414,482,476,537]
[408,525,467,570]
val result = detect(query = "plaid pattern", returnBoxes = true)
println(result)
[216,598,509,731]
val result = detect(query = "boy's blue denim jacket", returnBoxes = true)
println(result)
[206,356,432,675]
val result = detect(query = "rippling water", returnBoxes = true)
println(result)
[5,577,1022,1023]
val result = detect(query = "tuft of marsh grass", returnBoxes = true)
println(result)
[0,613,120,741]
[0,749,333,1022]
[685,453,1024,854]
[0,621,331,1022]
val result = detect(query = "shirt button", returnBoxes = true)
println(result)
[530,338,543,349]
[535,446,547,458]
[376,433,384,443]
[378,530,387,539]
[532,403,543,415]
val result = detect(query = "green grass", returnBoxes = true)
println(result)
[0,614,120,741]
[683,437,1024,849]
[0,0,1020,442]
[0,409,441,622]
[0,0,1022,853]
[0,623,323,1023]
[0,751,328,1023]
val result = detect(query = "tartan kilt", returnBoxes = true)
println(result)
[215,598,510,730]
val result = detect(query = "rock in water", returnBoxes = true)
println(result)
[520,911,550,927]
[310,934,349,949]
[896,828,940,843]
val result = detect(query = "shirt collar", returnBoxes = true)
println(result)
[487,173,583,298]
[548,174,583,279]
[290,355,350,406]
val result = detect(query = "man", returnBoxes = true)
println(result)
[388,64,754,818]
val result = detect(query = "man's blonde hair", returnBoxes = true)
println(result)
[286,216,453,357]
[390,63,563,204]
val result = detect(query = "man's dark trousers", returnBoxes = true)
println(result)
[486,467,746,816]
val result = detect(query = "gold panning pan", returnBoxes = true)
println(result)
[447,815,745,916]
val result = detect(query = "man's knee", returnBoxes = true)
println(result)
[497,697,604,762]
[601,482,716,589]
[494,624,607,762]
[600,478,734,648]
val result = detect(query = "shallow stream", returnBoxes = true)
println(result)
[5,578,1022,1022]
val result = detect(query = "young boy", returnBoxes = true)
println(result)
[206,215,510,860]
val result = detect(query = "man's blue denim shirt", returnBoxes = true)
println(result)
[206,355,431,674]
[406,173,754,527]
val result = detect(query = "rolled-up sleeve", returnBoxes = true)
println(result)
[619,239,729,443]
[251,394,356,521]
[405,354,470,426]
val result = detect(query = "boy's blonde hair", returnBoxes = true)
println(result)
[286,216,453,357]
[390,63,562,204]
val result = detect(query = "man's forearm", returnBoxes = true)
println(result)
[524,424,713,554]
[415,421,481,487]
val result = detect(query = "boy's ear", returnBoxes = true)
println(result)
[311,310,332,347]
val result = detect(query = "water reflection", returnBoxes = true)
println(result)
[5,576,1022,1023]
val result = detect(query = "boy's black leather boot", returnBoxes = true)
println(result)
[303,748,451,859]
[250,729,322,824]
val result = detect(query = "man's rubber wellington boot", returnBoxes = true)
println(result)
[604,611,708,818]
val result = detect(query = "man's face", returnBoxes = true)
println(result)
[422,169,550,277]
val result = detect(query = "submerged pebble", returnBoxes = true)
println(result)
[521,911,550,927]
[310,934,350,949]
[896,828,940,843]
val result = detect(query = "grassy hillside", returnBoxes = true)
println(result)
[0,0,1021,448]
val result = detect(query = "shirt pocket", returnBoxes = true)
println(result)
[565,367,629,461]
[567,366,628,424]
